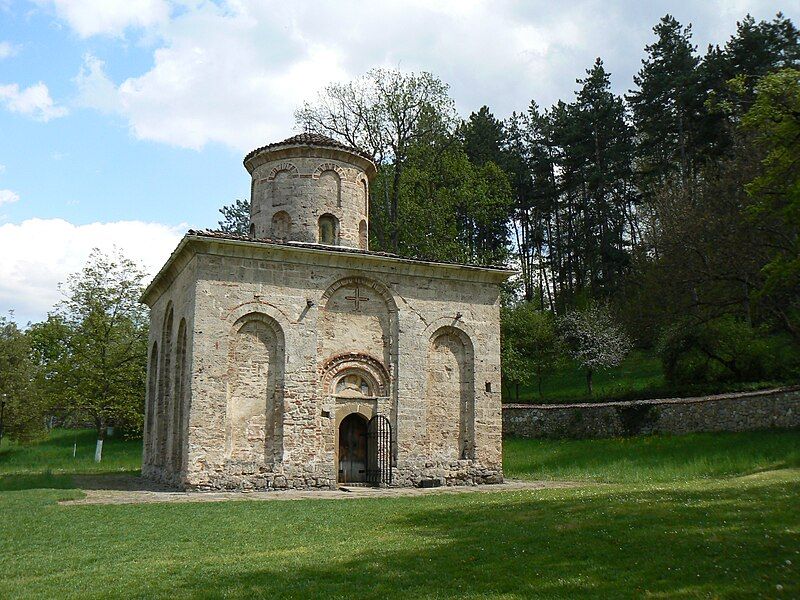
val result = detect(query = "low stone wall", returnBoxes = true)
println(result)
[503,387,800,439]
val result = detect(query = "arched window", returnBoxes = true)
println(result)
[171,319,188,472]
[146,342,158,464]
[319,170,342,207]
[157,304,174,467]
[271,211,291,241]
[318,214,338,245]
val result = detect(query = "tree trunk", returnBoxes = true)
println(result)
[586,369,593,396]
[95,419,106,463]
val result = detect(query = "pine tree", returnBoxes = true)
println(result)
[628,15,703,200]
[463,106,505,167]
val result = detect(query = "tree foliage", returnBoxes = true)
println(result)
[559,304,631,395]
[501,304,563,400]
[742,68,800,341]
[296,68,459,252]
[0,315,46,442]
[218,198,251,235]
[41,250,149,460]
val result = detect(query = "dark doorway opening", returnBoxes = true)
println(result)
[338,413,367,483]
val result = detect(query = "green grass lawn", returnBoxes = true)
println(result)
[505,350,666,404]
[0,429,798,598]
[0,429,141,491]
[504,349,793,404]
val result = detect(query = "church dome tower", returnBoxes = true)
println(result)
[243,133,377,250]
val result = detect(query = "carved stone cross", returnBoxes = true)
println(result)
[345,286,370,311]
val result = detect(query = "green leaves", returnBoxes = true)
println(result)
[0,316,46,442]
[218,198,250,235]
[42,249,149,439]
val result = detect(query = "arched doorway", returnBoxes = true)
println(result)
[338,413,368,483]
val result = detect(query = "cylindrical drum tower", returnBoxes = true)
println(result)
[243,133,376,250]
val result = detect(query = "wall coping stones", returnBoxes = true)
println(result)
[503,385,800,411]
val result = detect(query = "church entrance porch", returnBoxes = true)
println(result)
[338,413,367,483]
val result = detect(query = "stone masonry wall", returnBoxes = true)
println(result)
[142,254,197,487]
[503,387,800,439]
[168,239,507,491]
[250,153,369,249]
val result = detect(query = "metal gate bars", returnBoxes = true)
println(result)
[366,415,392,485]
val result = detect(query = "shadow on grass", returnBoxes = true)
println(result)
[0,469,147,492]
[0,472,77,491]
[158,476,798,599]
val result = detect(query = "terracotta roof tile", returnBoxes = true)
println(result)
[187,229,513,272]
[243,133,373,164]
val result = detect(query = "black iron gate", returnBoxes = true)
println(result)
[366,415,392,485]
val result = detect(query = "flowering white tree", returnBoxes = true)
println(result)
[560,304,631,395]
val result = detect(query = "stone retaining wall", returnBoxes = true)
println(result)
[503,387,800,439]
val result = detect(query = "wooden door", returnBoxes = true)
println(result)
[338,414,367,483]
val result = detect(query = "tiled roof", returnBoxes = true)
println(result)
[187,229,514,272]
[243,133,373,164]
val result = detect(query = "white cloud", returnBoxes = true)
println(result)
[34,0,171,38]
[73,53,119,113]
[0,189,19,205]
[0,82,68,121]
[0,41,19,59]
[74,3,349,150]
[0,164,6,173]
[0,218,184,323]
[67,0,797,151]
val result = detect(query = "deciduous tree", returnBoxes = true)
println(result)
[296,68,459,252]
[559,303,631,395]
[45,250,149,461]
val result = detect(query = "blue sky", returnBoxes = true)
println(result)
[0,0,797,323]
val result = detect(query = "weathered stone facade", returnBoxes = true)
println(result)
[142,134,512,490]
[503,387,800,439]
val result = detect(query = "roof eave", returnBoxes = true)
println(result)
[243,144,377,179]
[141,233,515,306]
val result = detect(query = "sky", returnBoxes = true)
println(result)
[0,0,797,323]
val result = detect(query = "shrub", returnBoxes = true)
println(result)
[657,316,800,385]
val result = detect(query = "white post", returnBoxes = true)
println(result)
[94,438,103,462]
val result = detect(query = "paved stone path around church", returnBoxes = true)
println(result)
[60,476,581,506]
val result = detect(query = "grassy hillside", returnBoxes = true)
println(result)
[503,349,795,404]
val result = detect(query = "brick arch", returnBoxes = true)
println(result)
[358,176,369,214]
[145,340,159,465]
[156,301,174,468]
[170,318,188,473]
[311,162,347,181]
[223,300,292,330]
[321,353,390,397]
[423,318,479,346]
[266,162,299,180]
[320,275,397,314]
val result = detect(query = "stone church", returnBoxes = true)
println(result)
[141,133,512,490]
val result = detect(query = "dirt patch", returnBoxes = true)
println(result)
[60,477,581,506]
